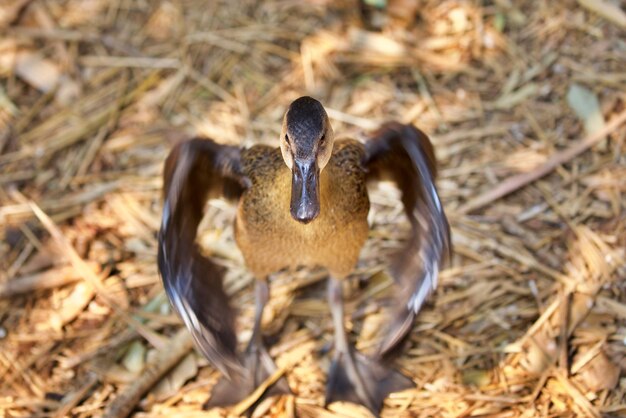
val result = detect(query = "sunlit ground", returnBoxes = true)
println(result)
[1,0,625,417]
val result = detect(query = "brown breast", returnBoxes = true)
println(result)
[235,140,370,278]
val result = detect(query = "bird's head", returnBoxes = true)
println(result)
[280,96,335,224]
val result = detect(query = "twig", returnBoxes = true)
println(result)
[231,366,288,416]
[577,0,626,29]
[0,265,86,299]
[103,328,194,418]
[61,321,169,369]
[558,291,571,374]
[553,369,601,418]
[458,109,626,214]
[53,372,99,418]
[79,56,181,69]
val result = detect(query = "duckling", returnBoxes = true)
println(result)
[158,96,450,415]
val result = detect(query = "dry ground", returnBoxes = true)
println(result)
[1,0,626,417]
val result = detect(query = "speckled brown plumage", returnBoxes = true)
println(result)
[235,139,369,278]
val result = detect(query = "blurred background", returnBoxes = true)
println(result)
[0,0,625,417]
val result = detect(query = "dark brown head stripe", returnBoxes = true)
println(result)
[286,96,326,159]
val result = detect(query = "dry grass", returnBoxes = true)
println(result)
[1,0,625,417]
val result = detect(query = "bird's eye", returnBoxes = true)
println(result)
[285,134,290,144]
[320,134,326,144]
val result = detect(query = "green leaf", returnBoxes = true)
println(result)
[494,12,506,32]
[364,0,387,9]
[122,340,146,373]
[567,84,605,137]
[462,369,491,387]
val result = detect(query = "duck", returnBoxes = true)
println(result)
[157,96,451,415]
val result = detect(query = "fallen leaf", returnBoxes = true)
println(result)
[575,348,620,392]
[122,340,146,373]
[363,0,386,8]
[388,0,419,21]
[103,364,137,384]
[462,369,491,387]
[520,332,557,374]
[14,50,61,93]
[494,12,506,32]
[0,39,19,76]
[347,28,406,57]
[55,77,81,105]
[151,353,198,399]
[145,1,183,41]
[567,83,605,138]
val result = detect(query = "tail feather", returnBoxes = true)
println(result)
[377,308,415,358]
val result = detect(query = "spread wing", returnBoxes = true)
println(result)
[158,138,249,378]
[363,122,451,357]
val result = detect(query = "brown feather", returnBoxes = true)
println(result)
[235,140,370,278]
[363,122,451,357]
[158,138,248,378]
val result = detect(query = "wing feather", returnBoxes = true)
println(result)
[158,138,248,377]
[364,123,451,356]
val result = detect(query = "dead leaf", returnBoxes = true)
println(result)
[347,28,406,57]
[0,39,19,76]
[575,348,620,392]
[122,340,146,373]
[145,2,183,41]
[363,0,386,8]
[14,50,61,93]
[462,369,491,387]
[151,353,198,399]
[521,332,557,374]
[55,77,81,105]
[567,84,605,138]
